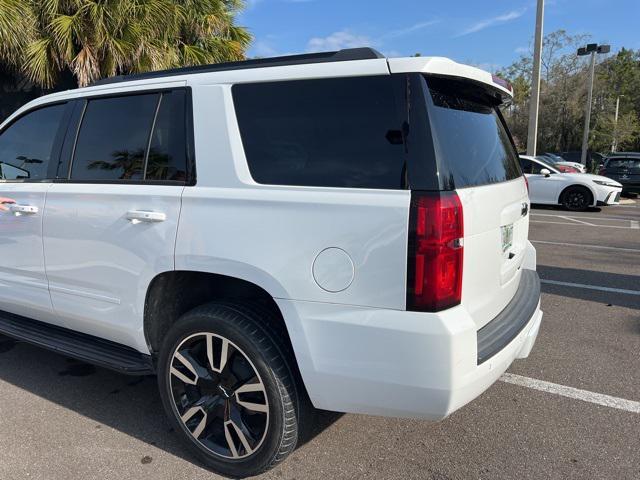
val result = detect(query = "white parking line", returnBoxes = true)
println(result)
[631,220,639,230]
[557,215,595,226]
[532,213,638,222]
[500,373,640,414]
[540,279,640,296]
[532,240,640,253]
[531,220,635,229]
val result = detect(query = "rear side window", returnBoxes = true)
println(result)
[607,158,640,169]
[71,91,187,182]
[425,76,521,189]
[232,76,406,189]
[0,104,65,180]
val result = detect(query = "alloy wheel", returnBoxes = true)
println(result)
[168,332,270,459]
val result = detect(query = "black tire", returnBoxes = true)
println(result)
[157,302,302,478]
[561,186,593,211]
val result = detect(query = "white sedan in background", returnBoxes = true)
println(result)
[520,155,622,211]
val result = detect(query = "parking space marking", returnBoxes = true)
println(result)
[557,215,595,226]
[540,279,640,296]
[532,213,638,221]
[531,220,636,229]
[631,220,639,229]
[500,373,640,414]
[532,240,640,253]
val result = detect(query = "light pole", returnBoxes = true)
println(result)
[577,43,610,166]
[526,0,544,157]
[611,94,624,152]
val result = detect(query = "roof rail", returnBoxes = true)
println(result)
[91,48,385,86]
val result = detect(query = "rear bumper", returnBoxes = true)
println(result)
[277,269,542,420]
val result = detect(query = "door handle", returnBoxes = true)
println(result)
[126,210,166,223]
[9,204,39,215]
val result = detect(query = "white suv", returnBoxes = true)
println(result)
[0,48,542,477]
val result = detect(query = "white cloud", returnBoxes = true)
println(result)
[307,30,373,52]
[515,46,530,54]
[380,19,440,40]
[456,8,526,37]
[252,40,279,57]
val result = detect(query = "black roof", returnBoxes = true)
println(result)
[92,48,385,86]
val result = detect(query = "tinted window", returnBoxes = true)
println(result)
[233,76,405,189]
[72,94,159,181]
[425,76,521,189]
[520,159,533,174]
[145,91,187,181]
[607,158,640,169]
[0,104,65,180]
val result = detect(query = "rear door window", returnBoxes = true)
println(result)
[232,76,406,189]
[71,94,159,181]
[70,91,188,182]
[424,76,521,189]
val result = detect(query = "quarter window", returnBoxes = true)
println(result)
[0,104,66,180]
[232,76,406,189]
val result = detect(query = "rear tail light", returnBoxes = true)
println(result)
[407,191,464,312]
[523,175,529,194]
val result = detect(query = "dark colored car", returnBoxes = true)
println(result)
[599,153,640,195]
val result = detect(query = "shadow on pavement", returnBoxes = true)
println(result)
[538,264,640,310]
[0,336,340,472]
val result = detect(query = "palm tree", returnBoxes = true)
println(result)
[0,0,252,88]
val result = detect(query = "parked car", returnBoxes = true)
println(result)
[558,151,605,173]
[535,156,580,173]
[0,48,543,477]
[599,153,640,195]
[540,153,586,173]
[520,155,622,210]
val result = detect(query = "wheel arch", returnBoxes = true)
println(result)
[558,183,596,206]
[143,270,292,358]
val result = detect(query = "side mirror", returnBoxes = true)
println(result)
[540,168,551,177]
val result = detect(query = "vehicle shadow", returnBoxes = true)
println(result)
[538,264,640,310]
[0,337,340,473]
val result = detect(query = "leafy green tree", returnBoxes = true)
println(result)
[499,29,640,154]
[0,0,251,88]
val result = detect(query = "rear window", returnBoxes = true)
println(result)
[425,76,521,189]
[232,76,405,189]
[607,158,640,169]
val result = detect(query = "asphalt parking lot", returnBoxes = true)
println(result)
[0,202,638,480]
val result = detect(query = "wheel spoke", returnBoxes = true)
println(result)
[206,334,230,373]
[171,351,199,385]
[235,381,269,413]
[181,406,208,439]
[224,418,254,457]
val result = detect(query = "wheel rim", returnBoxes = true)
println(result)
[566,190,587,209]
[168,332,270,460]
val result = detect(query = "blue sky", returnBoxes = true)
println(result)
[239,0,640,71]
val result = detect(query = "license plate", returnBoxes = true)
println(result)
[501,224,514,253]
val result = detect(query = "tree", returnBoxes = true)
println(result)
[0,0,252,88]
[498,29,640,154]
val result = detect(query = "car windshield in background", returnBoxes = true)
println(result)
[535,157,557,170]
[607,159,640,169]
